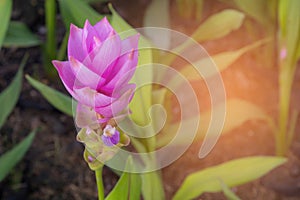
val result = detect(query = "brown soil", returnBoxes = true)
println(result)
[0,0,299,200]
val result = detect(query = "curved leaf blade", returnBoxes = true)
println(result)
[0,131,35,181]
[58,0,103,28]
[3,21,41,47]
[173,156,287,200]
[0,0,12,48]
[180,38,271,81]
[26,75,73,116]
[0,58,25,128]
[105,157,141,200]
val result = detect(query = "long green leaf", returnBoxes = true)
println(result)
[58,0,103,28]
[143,0,170,48]
[156,98,273,148]
[173,156,286,200]
[106,157,141,200]
[279,0,300,66]
[0,131,35,182]
[141,171,165,200]
[26,75,73,116]
[180,38,271,81]
[223,0,273,26]
[0,0,12,48]
[220,180,241,200]
[191,9,245,42]
[3,21,41,47]
[109,4,153,126]
[0,56,26,129]
[163,9,245,65]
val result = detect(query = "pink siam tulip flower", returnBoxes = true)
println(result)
[52,17,139,124]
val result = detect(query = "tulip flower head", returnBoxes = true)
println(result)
[52,18,139,167]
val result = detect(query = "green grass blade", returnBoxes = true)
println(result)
[58,0,104,28]
[0,0,12,48]
[0,55,27,128]
[173,156,286,200]
[106,157,141,200]
[180,38,271,81]
[25,75,73,116]
[219,179,241,200]
[3,21,41,47]
[0,131,35,181]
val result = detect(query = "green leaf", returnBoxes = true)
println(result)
[198,98,273,138]
[220,180,241,200]
[156,98,273,148]
[58,0,104,28]
[0,0,12,48]
[143,0,170,48]
[164,9,245,65]
[279,0,300,65]
[105,157,141,200]
[0,131,35,182]
[26,75,73,116]
[3,21,41,47]
[141,171,165,200]
[173,156,287,200]
[0,55,26,129]
[224,0,273,26]
[109,4,153,126]
[180,38,271,81]
[192,9,245,42]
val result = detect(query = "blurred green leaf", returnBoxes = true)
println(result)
[0,131,35,182]
[143,0,170,48]
[26,75,73,116]
[173,156,287,200]
[0,0,12,48]
[109,4,153,126]
[58,0,103,28]
[0,55,26,129]
[220,180,241,200]
[141,171,165,200]
[3,21,41,47]
[106,157,141,200]
[279,0,300,65]
[223,0,273,25]
[180,38,271,81]
[191,9,245,42]
[157,98,272,147]
[176,0,203,20]
[198,98,273,138]
[163,9,245,65]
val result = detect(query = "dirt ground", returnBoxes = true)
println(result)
[0,0,299,199]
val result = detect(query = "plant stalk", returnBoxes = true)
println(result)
[44,0,57,77]
[95,167,105,200]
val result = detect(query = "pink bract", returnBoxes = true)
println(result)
[52,17,139,122]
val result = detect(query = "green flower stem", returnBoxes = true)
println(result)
[276,60,296,156]
[44,0,57,77]
[95,167,105,200]
[57,31,69,61]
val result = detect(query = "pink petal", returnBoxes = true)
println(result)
[121,34,140,55]
[68,24,87,62]
[90,34,122,75]
[94,17,116,42]
[69,57,105,90]
[83,20,101,53]
[73,87,113,108]
[52,60,76,96]
[100,49,138,93]
[95,84,135,118]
